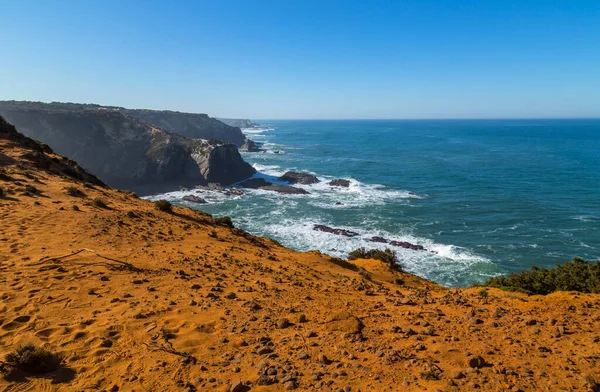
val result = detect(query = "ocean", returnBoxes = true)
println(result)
[147,119,600,287]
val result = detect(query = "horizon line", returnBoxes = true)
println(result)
[255,117,600,121]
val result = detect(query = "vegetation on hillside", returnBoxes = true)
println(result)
[0,344,63,377]
[485,258,600,295]
[154,199,173,213]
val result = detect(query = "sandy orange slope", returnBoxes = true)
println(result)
[1,117,599,391]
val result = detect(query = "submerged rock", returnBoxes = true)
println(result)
[278,171,320,185]
[329,179,350,187]
[182,195,207,204]
[238,178,309,195]
[389,240,426,251]
[369,236,388,243]
[313,225,359,237]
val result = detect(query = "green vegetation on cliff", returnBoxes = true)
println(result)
[485,257,600,295]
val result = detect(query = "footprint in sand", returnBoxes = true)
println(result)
[1,315,31,331]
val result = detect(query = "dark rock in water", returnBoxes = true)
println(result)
[329,179,350,187]
[335,202,343,205]
[279,171,320,185]
[389,240,426,251]
[182,195,207,204]
[262,184,309,195]
[238,178,309,195]
[196,183,245,197]
[237,178,270,189]
[313,225,359,237]
[225,188,245,196]
[369,236,388,243]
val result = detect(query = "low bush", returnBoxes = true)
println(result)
[65,185,86,198]
[484,258,600,295]
[0,344,63,376]
[478,288,489,298]
[92,197,108,209]
[24,184,39,195]
[348,248,402,271]
[155,199,173,213]
[214,216,234,228]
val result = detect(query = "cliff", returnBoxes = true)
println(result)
[0,103,255,194]
[118,109,248,147]
[217,118,262,129]
[0,101,249,147]
[0,121,599,392]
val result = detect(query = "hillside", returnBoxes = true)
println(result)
[1,120,599,391]
[0,104,255,194]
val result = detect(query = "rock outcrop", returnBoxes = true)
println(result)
[182,195,207,204]
[0,102,256,194]
[237,178,309,195]
[329,179,351,187]
[313,224,359,237]
[367,235,426,251]
[239,139,263,152]
[279,171,320,185]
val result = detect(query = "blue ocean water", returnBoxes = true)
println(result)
[149,119,600,287]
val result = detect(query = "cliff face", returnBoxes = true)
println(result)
[119,109,247,147]
[217,117,261,128]
[0,101,249,147]
[0,103,256,194]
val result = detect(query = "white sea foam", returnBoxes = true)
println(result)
[241,128,269,135]
[142,187,241,205]
[256,218,492,287]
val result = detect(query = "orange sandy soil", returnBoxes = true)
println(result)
[1,124,599,392]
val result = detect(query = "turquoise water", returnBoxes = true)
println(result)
[149,119,600,287]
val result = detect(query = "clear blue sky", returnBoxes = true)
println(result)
[2,0,599,119]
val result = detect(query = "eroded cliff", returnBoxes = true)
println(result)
[0,103,255,194]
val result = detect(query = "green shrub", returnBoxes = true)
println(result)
[155,199,173,213]
[478,288,489,298]
[93,197,108,209]
[65,185,86,198]
[485,258,600,295]
[0,344,63,376]
[214,216,234,228]
[348,248,402,271]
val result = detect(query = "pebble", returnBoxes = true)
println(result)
[468,356,486,369]
[230,380,245,392]
[278,318,290,328]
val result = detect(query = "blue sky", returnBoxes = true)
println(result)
[1,0,599,119]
